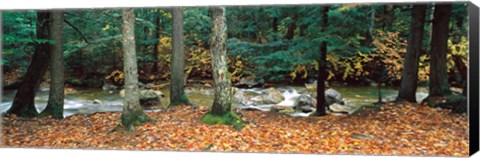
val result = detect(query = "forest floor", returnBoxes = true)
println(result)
[1,102,469,156]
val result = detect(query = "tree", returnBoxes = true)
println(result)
[428,4,452,97]
[151,9,161,73]
[201,7,245,130]
[40,11,65,119]
[315,6,330,116]
[396,5,427,103]
[7,12,52,118]
[169,7,192,106]
[118,8,151,131]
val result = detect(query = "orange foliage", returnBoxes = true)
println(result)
[1,103,468,156]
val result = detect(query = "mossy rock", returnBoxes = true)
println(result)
[201,111,247,130]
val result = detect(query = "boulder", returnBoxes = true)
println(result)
[119,89,164,108]
[292,94,316,113]
[259,87,284,104]
[234,77,263,88]
[325,88,345,106]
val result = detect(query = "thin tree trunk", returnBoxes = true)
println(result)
[285,10,297,40]
[272,17,278,33]
[315,6,330,116]
[7,12,52,118]
[119,8,150,131]
[428,4,452,97]
[41,10,65,119]
[396,5,427,103]
[170,7,192,106]
[151,9,160,73]
[210,7,233,115]
[285,13,297,40]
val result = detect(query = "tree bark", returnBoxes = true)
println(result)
[201,7,245,129]
[119,8,150,131]
[315,6,330,116]
[285,13,297,40]
[170,7,192,106]
[7,11,52,118]
[396,5,427,103]
[428,4,452,97]
[41,10,65,119]
[272,17,278,33]
[151,9,160,73]
[209,7,233,115]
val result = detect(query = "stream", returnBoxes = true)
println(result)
[0,85,429,117]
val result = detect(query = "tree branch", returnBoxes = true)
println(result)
[63,19,90,43]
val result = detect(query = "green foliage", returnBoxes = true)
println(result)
[2,3,469,87]
[2,11,39,71]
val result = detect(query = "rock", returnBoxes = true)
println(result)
[119,89,164,108]
[293,94,317,113]
[234,77,263,88]
[102,81,118,90]
[232,88,246,104]
[325,88,345,106]
[93,99,103,104]
[259,87,284,104]
[204,83,212,88]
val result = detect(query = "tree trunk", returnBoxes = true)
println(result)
[396,5,427,103]
[151,9,160,73]
[272,17,278,33]
[315,6,330,116]
[119,8,150,131]
[428,4,452,97]
[209,7,232,115]
[285,13,297,40]
[7,12,52,118]
[170,7,192,106]
[202,7,245,129]
[41,11,65,119]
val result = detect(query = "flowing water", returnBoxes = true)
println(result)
[1,85,429,117]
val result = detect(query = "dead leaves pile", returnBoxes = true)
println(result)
[1,102,469,156]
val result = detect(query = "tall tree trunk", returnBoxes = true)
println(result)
[7,12,52,118]
[202,7,245,129]
[315,6,330,116]
[170,7,192,106]
[41,11,65,119]
[151,9,160,73]
[396,5,427,103]
[209,7,232,115]
[119,8,150,131]
[428,4,452,97]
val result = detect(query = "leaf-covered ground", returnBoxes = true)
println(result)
[1,103,469,156]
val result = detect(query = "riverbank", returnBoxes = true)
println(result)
[1,103,468,156]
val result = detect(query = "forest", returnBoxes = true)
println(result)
[0,2,471,156]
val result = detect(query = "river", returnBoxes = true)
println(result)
[0,85,429,117]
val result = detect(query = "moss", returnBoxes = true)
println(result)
[168,94,193,107]
[201,111,246,130]
[120,112,153,131]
